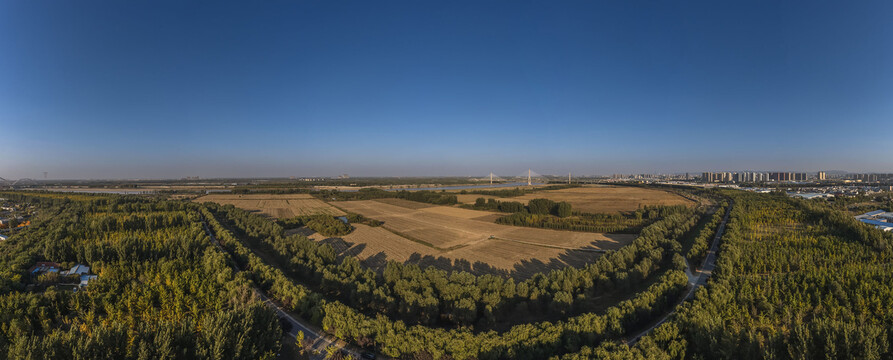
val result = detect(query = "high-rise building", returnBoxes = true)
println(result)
[818,171,826,181]
[768,172,795,182]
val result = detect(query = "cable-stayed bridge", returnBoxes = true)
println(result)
[477,169,569,186]
[0,177,39,186]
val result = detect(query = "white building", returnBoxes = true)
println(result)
[63,264,90,276]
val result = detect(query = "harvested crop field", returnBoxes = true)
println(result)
[458,185,694,213]
[194,194,345,218]
[316,199,635,277]
[372,198,435,210]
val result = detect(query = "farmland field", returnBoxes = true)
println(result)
[194,194,345,218]
[457,185,694,213]
[324,199,635,277]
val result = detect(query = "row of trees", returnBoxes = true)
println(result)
[318,188,458,205]
[466,197,573,217]
[497,212,646,234]
[495,204,691,234]
[684,202,728,267]
[458,184,581,197]
[468,197,527,213]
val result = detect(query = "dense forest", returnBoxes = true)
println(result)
[0,193,283,359]
[9,187,883,359]
[557,191,893,359]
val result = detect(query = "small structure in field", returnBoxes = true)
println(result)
[79,274,98,287]
[29,262,61,276]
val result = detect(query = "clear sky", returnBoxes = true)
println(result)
[1,1,891,179]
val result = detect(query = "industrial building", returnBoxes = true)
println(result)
[855,210,893,232]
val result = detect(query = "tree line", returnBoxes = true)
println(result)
[458,184,581,198]
[318,188,458,205]
[478,198,690,234]
[684,201,728,267]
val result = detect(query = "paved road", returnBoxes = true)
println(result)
[200,218,367,360]
[626,202,732,346]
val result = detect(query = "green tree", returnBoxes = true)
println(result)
[528,198,556,215]
[555,202,572,218]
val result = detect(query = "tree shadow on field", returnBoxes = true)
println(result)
[313,236,369,263]
[597,233,638,250]
[509,241,618,279]
[346,235,627,280]
[361,252,389,269]
[317,237,354,253]
[310,231,635,281]
[401,253,513,278]
[284,227,316,237]
[509,233,635,278]
[341,242,367,258]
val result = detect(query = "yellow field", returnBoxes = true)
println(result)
[457,185,693,213]
[323,199,635,277]
[194,194,345,218]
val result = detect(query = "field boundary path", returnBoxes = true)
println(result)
[199,217,369,360]
[625,201,733,346]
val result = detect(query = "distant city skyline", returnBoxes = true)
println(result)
[2,168,889,182]
[2,1,892,179]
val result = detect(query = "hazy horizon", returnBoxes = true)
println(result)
[3,1,892,179]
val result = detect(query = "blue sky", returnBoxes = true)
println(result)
[1,1,891,179]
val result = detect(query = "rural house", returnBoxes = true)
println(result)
[63,264,91,276]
